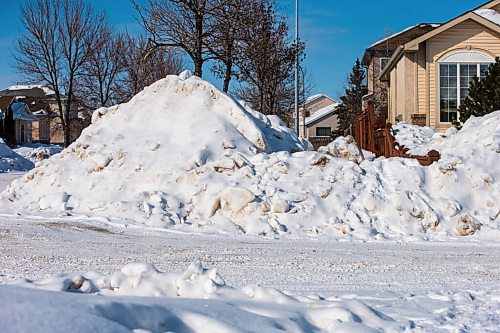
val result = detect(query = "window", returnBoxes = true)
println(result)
[20,124,26,143]
[438,50,494,123]
[380,58,389,72]
[439,63,491,123]
[316,127,331,137]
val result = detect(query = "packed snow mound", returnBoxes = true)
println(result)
[2,74,499,241]
[0,139,34,172]
[9,260,403,332]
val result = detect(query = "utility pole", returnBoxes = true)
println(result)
[294,0,299,136]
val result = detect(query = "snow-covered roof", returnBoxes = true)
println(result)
[368,23,441,49]
[305,103,339,126]
[6,85,55,96]
[11,102,38,121]
[305,94,336,105]
[474,9,500,26]
[32,109,50,116]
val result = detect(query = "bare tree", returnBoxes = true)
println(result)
[15,0,105,147]
[76,28,125,110]
[208,0,253,92]
[234,0,304,118]
[117,34,184,102]
[132,0,221,78]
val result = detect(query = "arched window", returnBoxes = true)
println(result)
[438,50,494,123]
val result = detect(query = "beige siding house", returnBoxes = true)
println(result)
[294,94,340,140]
[379,0,500,131]
[362,24,439,119]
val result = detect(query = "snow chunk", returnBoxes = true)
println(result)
[318,135,364,164]
[221,187,255,215]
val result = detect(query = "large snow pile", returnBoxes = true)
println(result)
[3,260,403,332]
[0,138,34,172]
[2,73,499,241]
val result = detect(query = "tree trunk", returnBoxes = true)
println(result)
[194,13,204,77]
[194,57,203,78]
[64,120,71,148]
[223,59,232,93]
[63,99,71,148]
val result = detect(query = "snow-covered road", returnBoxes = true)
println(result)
[1,214,499,296]
[1,173,499,332]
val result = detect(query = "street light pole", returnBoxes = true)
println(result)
[294,0,299,136]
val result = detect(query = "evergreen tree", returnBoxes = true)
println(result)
[333,58,367,137]
[457,57,500,125]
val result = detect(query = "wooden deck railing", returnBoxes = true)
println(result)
[353,108,440,166]
[309,137,333,151]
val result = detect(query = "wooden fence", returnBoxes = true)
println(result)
[352,108,440,166]
[309,137,333,151]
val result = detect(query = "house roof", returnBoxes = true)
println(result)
[0,85,56,98]
[475,8,500,25]
[6,85,55,96]
[361,24,440,65]
[380,0,500,81]
[305,94,337,106]
[11,102,38,121]
[32,109,51,116]
[305,103,339,126]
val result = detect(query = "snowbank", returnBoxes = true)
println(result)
[0,139,34,172]
[4,260,403,333]
[2,72,499,241]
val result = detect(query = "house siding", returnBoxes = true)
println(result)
[389,66,397,123]
[416,46,428,121]
[404,53,416,119]
[305,96,336,114]
[427,19,500,130]
[306,115,339,138]
[389,53,418,123]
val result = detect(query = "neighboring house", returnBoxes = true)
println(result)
[377,0,500,131]
[0,85,88,145]
[0,96,38,145]
[295,94,340,140]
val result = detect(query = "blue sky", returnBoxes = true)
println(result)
[0,0,486,99]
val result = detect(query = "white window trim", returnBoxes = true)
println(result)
[440,50,494,63]
[438,63,491,124]
[438,50,494,124]
[380,57,389,72]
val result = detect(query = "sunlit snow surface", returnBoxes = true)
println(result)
[2,73,499,241]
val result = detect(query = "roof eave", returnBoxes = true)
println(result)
[305,107,339,126]
[405,12,500,50]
